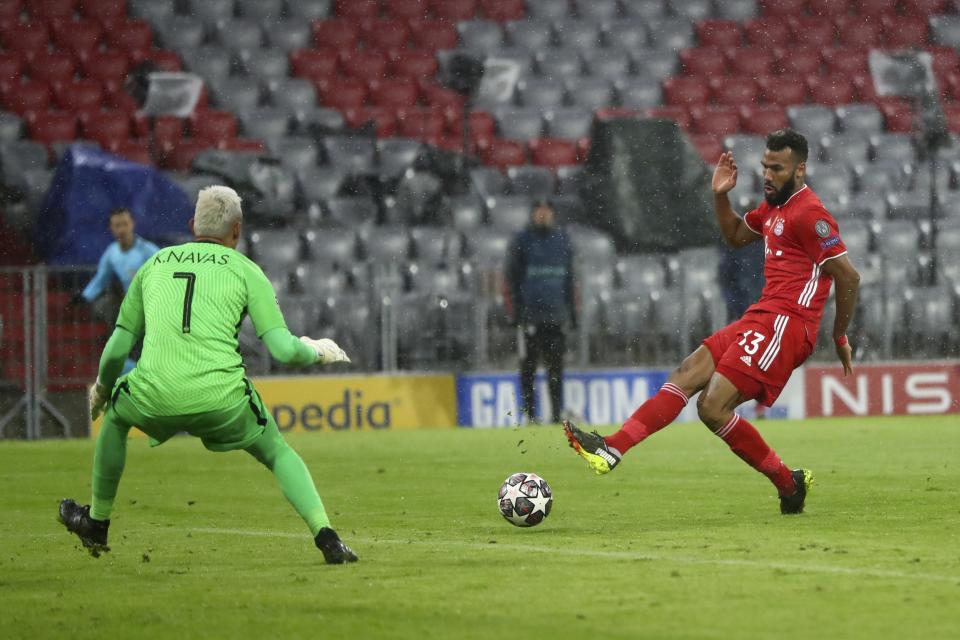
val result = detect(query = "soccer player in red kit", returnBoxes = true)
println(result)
[564,129,861,514]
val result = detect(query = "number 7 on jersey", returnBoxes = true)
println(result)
[172,272,196,334]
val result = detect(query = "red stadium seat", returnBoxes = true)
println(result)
[131,49,182,72]
[761,0,807,16]
[901,0,948,15]
[877,97,914,132]
[739,104,789,134]
[696,21,743,48]
[807,0,853,17]
[80,0,127,22]
[421,84,465,121]
[370,78,419,109]
[363,19,410,51]
[30,0,76,20]
[0,52,22,91]
[336,0,380,22]
[431,0,477,21]
[81,50,129,93]
[340,50,388,82]
[727,48,775,76]
[529,138,578,168]
[83,110,131,147]
[105,88,138,114]
[646,105,692,130]
[756,75,808,106]
[788,18,837,47]
[680,47,727,77]
[317,77,368,110]
[290,49,339,80]
[479,138,526,169]
[662,77,710,107]
[114,138,151,164]
[3,81,52,117]
[689,133,724,163]
[222,138,266,152]
[881,16,928,48]
[343,106,398,136]
[52,19,102,58]
[409,19,459,51]
[105,19,152,52]
[835,16,881,48]
[807,74,857,106]
[481,0,524,22]
[776,49,821,75]
[29,111,78,145]
[191,109,238,143]
[944,104,960,133]
[391,51,439,78]
[712,77,760,106]
[466,109,496,140]
[53,78,103,111]
[744,17,790,47]
[384,0,428,20]
[929,46,960,82]
[151,115,184,154]
[162,139,209,171]
[855,0,897,15]
[690,105,741,137]
[313,19,360,51]
[26,52,76,86]
[822,47,869,76]
[396,107,445,139]
[0,0,21,22]
[1,23,50,55]
[850,72,878,102]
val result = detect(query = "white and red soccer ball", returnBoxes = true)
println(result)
[498,472,553,527]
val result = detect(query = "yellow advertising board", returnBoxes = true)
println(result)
[90,372,458,438]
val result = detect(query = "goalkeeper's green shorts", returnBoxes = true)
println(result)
[106,379,272,452]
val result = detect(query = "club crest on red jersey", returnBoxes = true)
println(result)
[774,219,784,236]
[815,220,831,238]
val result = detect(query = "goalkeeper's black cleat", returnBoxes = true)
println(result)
[563,419,621,475]
[58,499,110,557]
[779,469,814,515]
[314,527,358,565]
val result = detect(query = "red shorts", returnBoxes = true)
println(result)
[702,310,814,407]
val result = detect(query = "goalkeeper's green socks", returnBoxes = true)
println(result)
[245,425,331,536]
[90,419,131,521]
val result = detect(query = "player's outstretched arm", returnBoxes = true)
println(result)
[821,255,860,377]
[90,327,138,419]
[712,152,761,248]
[261,328,350,366]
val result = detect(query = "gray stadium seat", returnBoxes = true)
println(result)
[264,20,313,51]
[187,0,235,27]
[298,166,345,204]
[377,138,423,179]
[243,49,290,82]
[546,108,593,140]
[212,78,262,113]
[0,111,23,143]
[564,77,614,109]
[623,0,669,21]
[487,195,532,232]
[605,20,649,49]
[835,104,884,135]
[303,227,358,266]
[634,48,679,79]
[215,19,263,53]
[467,227,512,266]
[268,78,317,116]
[886,192,930,221]
[270,136,319,173]
[392,171,444,225]
[525,0,570,22]
[287,0,331,20]
[536,49,583,79]
[807,164,853,202]
[871,133,916,163]
[299,107,345,132]
[323,137,375,174]
[821,133,870,165]
[410,226,461,265]
[616,254,667,291]
[458,20,503,50]
[240,108,290,145]
[556,165,583,194]
[724,134,766,171]
[516,78,567,109]
[553,20,604,51]
[129,0,176,23]
[574,0,620,22]
[485,47,536,76]
[647,18,696,51]
[21,167,52,211]
[854,160,910,194]
[362,226,412,266]
[449,195,485,232]
[494,107,544,140]
[156,17,205,50]
[291,264,349,299]
[582,48,633,80]
[716,0,758,19]
[615,76,662,108]
[182,46,233,81]
[669,0,713,21]
[930,16,960,48]
[841,220,872,255]
[504,20,553,49]
[249,229,304,274]
[788,105,836,138]
[238,0,284,20]
[0,140,49,187]
[507,165,556,199]
[569,224,616,268]
[848,192,887,221]
[909,164,950,196]
[325,196,379,227]
[878,221,922,256]
[470,167,509,199]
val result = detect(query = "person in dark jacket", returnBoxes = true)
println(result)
[504,200,576,424]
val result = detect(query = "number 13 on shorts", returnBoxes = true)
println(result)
[738,330,766,355]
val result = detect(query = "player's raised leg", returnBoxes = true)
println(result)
[244,421,357,564]
[697,372,811,514]
[563,346,715,474]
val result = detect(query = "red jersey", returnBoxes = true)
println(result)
[742,185,847,333]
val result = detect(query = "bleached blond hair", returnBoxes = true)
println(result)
[194,185,242,239]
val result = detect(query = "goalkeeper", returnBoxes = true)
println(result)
[59,186,357,564]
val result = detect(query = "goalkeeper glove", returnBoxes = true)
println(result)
[89,378,110,421]
[299,337,351,365]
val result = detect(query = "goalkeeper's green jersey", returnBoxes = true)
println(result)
[116,241,286,416]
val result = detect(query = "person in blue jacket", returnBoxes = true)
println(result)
[504,200,577,425]
[77,208,159,374]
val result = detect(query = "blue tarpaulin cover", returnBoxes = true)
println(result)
[33,145,192,265]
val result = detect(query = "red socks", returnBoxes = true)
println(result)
[716,414,796,497]
[604,383,688,454]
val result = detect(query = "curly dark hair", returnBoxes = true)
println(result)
[766,128,808,163]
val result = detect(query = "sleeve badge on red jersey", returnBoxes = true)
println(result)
[815,220,831,238]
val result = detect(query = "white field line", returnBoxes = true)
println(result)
[188,526,960,584]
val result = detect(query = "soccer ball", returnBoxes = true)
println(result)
[498,472,553,527]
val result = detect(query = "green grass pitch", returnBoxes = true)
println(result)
[2,415,959,639]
